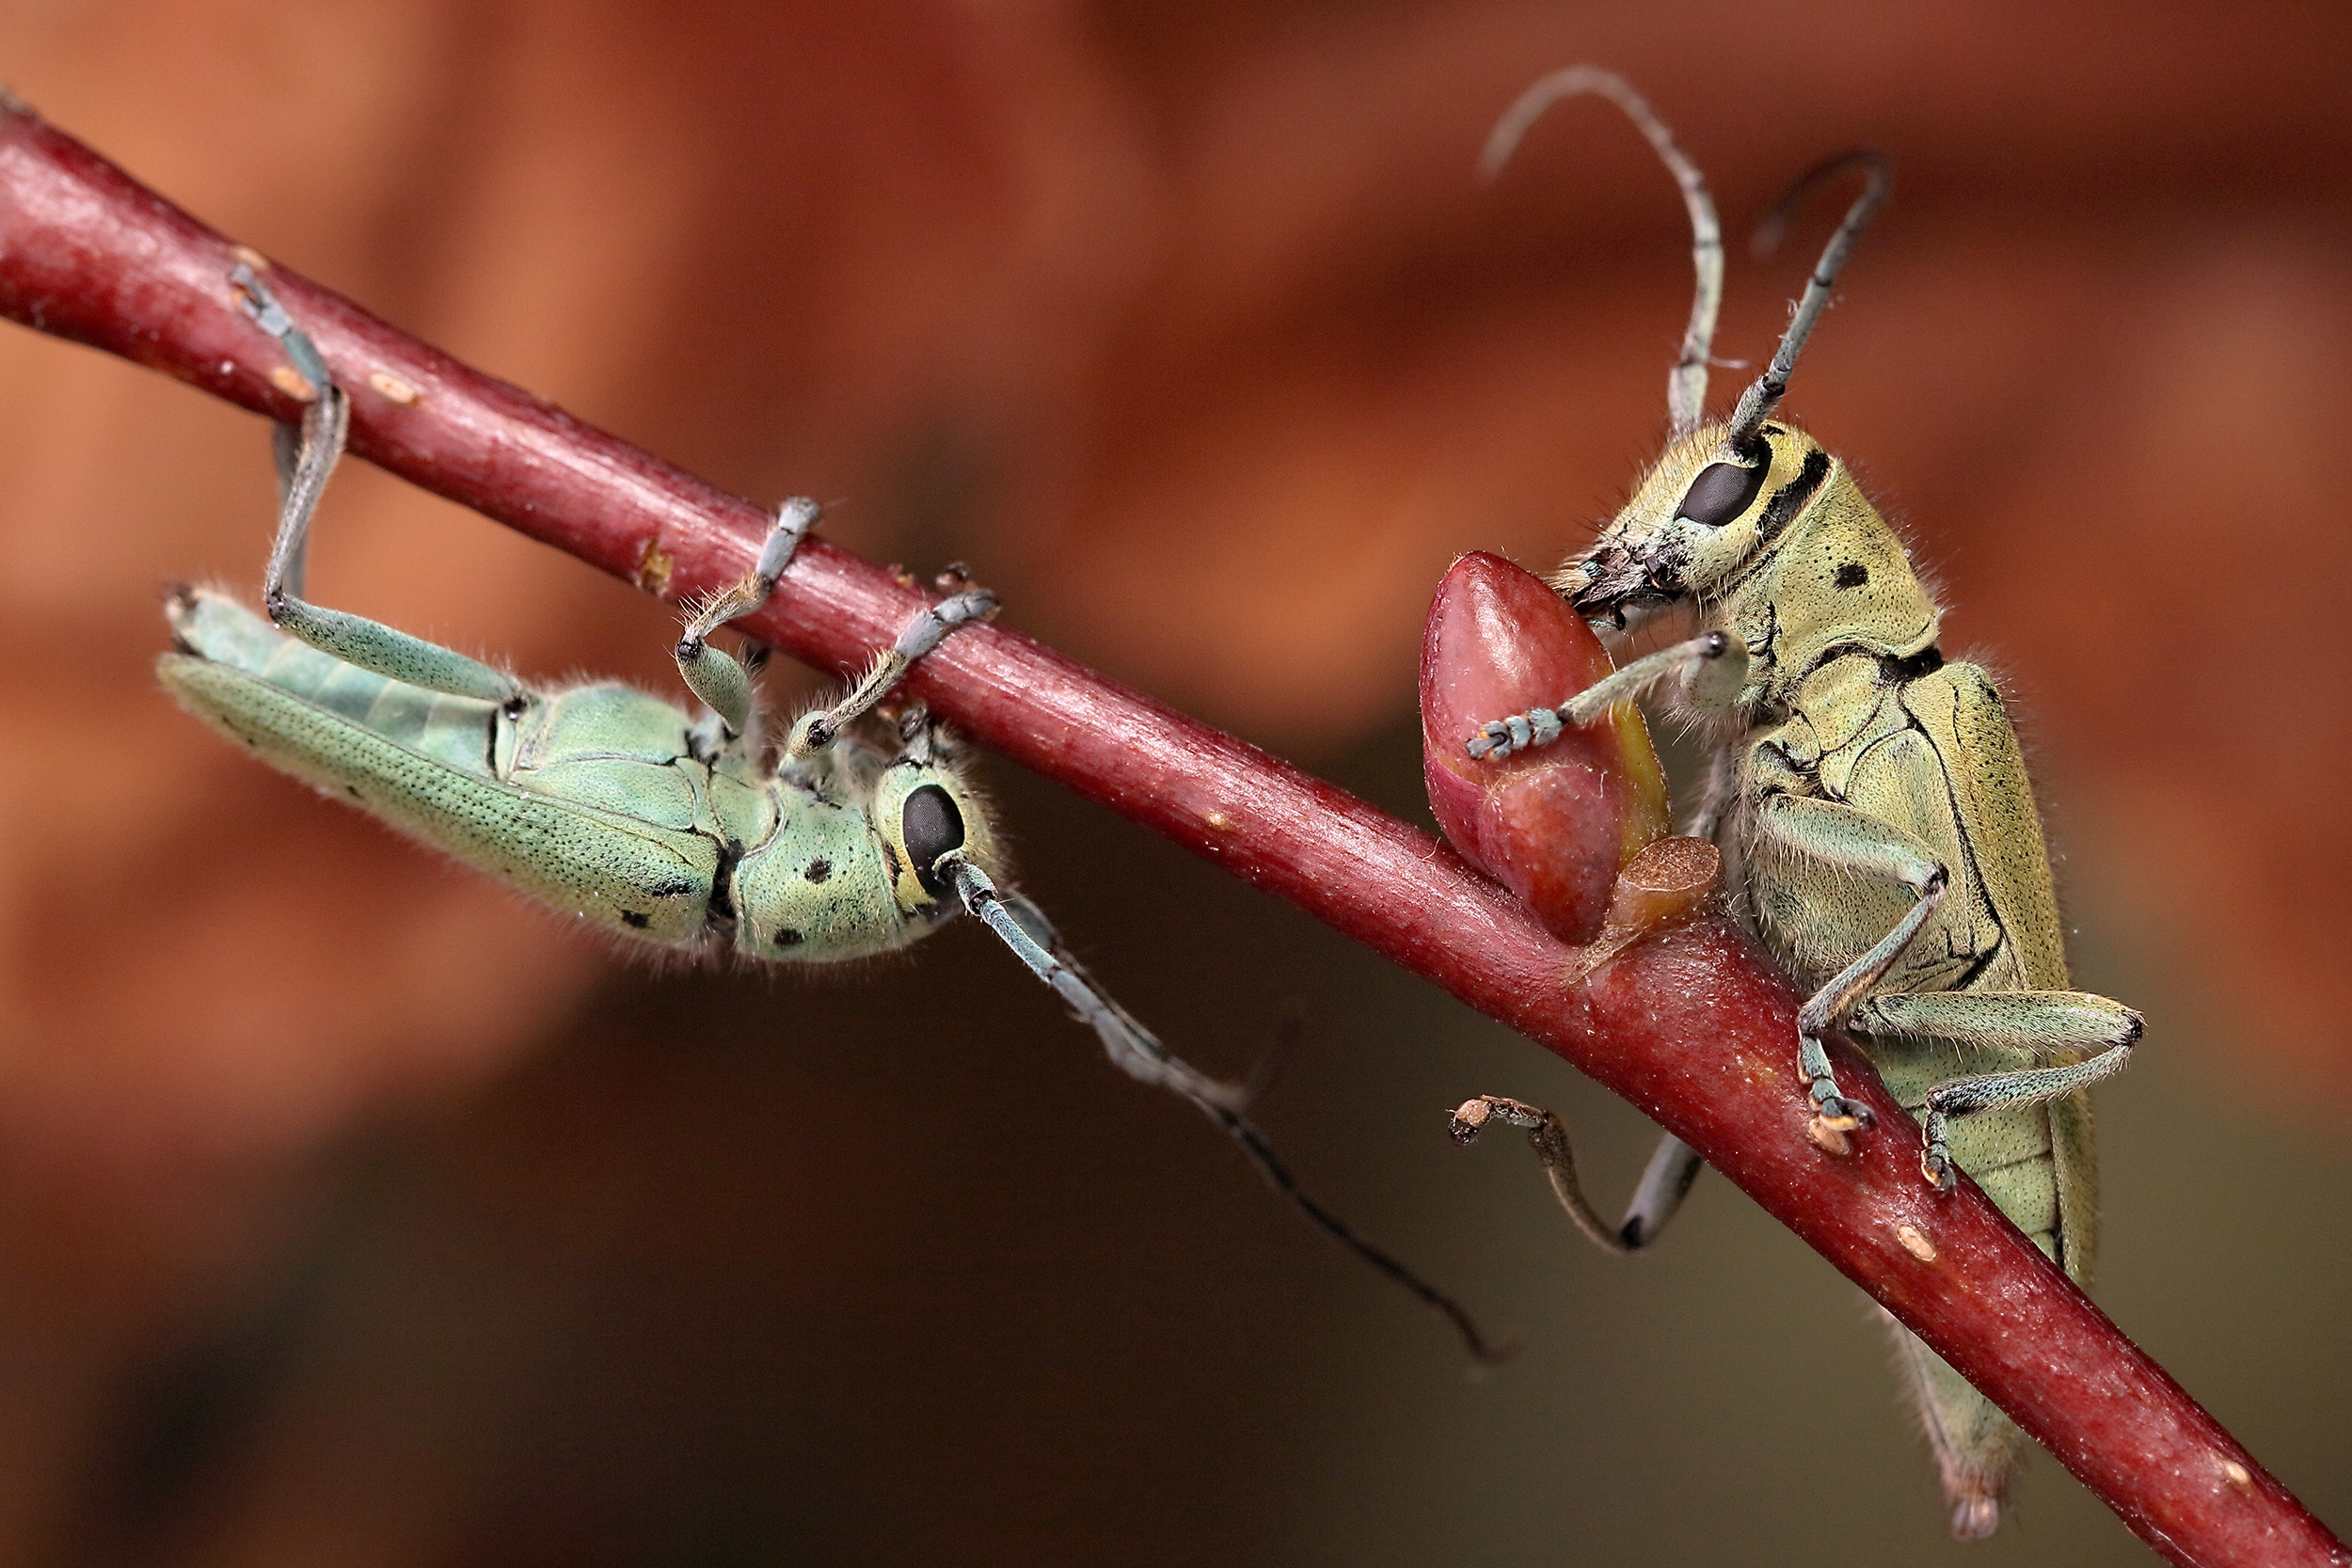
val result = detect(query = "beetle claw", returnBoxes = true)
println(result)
[1810,1093,1874,1131]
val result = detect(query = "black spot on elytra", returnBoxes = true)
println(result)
[803,859,832,883]
[344,785,360,799]
[621,911,650,929]
[773,927,803,948]
[1835,562,1868,589]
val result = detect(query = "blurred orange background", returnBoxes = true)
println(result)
[0,1,2346,1561]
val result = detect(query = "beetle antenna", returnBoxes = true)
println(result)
[1481,67,1723,436]
[947,860,1515,1366]
[1724,148,1892,450]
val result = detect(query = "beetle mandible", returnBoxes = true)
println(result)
[1446,69,2141,1538]
[159,267,1502,1362]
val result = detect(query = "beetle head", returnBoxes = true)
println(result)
[871,719,998,919]
[1481,71,1887,635]
[1555,420,1828,625]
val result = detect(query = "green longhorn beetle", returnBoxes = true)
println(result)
[160,266,1501,1362]
[1445,71,2140,1537]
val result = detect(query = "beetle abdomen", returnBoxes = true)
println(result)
[161,588,718,945]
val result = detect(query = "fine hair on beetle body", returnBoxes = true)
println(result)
[157,263,1517,1367]
[1448,68,2141,1540]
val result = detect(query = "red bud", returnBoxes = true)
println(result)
[1420,552,1669,943]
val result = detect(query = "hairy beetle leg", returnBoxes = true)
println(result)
[230,266,524,705]
[675,497,823,741]
[787,587,998,759]
[1466,630,1745,760]
[1857,990,2142,1196]
[1762,799,1950,1163]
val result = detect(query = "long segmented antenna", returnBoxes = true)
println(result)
[946,858,1512,1365]
[1724,148,1892,450]
[1480,67,1723,436]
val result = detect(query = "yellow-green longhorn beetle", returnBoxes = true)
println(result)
[160,267,1499,1361]
[1449,71,2141,1538]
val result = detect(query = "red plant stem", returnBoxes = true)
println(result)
[0,96,2338,1566]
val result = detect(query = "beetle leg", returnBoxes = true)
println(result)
[1453,1098,1705,1253]
[1467,629,1745,760]
[1754,795,1952,1145]
[1854,991,2142,1190]
[670,498,821,740]
[230,266,524,704]
[786,586,997,758]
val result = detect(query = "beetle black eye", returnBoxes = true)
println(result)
[900,784,965,898]
[1676,461,1769,528]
